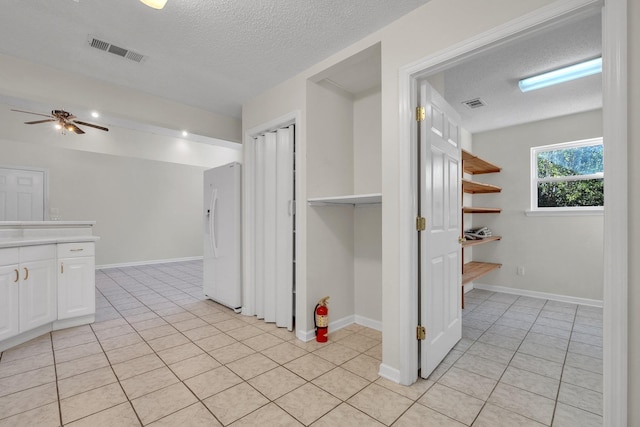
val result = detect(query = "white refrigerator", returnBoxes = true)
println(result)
[203,162,242,310]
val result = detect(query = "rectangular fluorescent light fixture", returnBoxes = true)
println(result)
[518,57,602,92]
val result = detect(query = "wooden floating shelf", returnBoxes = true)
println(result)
[462,261,502,285]
[308,193,382,206]
[462,179,501,194]
[463,207,502,214]
[462,149,501,174]
[461,236,501,248]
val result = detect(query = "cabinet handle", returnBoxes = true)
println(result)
[70,248,84,252]
[14,269,19,283]
[61,262,64,274]
[23,267,29,281]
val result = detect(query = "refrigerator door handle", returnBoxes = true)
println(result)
[209,188,219,258]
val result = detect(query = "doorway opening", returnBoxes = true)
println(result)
[397,0,627,424]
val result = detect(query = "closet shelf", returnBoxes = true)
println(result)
[461,236,501,248]
[307,193,382,206]
[462,149,501,174]
[462,261,502,285]
[463,207,502,214]
[462,179,501,194]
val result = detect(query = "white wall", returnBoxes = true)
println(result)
[306,80,355,328]
[377,0,558,375]
[0,136,226,266]
[353,87,382,194]
[242,0,561,376]
[629,0,640,418]
[354,88,382,325]
[472,109,603,301]
[0,53,242,266]
[0,53,241,143]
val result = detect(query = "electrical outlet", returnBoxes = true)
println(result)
[517,266,525,276]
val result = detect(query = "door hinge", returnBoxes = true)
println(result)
[416,106,425,122]
[416,216,426,231]
[417,325,426,340]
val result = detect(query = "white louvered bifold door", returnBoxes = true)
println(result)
[244,125,294,331]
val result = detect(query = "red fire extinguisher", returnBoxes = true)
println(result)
[314,296,330,343]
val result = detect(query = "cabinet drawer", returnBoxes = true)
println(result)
[20,245,56,262]
[57,242,95,258]
[0,248,19,266]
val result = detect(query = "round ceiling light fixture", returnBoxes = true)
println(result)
[139,0,167,9]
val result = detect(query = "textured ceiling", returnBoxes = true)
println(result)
[0,0,427,119]
[443,12,602,133]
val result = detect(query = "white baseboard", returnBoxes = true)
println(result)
[297,314,384,342]
[296,329,315,342]
[463,283,474,293]
[473,283,603,308]
[378,363,401,383]
[53,314,95,330]
[0,324,51,353]
[96,256,203,270]
[354,315,382,331]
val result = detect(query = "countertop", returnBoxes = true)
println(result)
[0,221,99,249]
[0,235,99,249]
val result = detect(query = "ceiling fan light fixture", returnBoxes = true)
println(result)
[54,123,62,130]
[140,0,167,9]
[518,57,602,93]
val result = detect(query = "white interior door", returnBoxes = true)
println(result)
[0,167,45,221]
[419,81,462,378]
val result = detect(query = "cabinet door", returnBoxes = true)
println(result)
[19,259,57,332]
[58,257,95,319]
[0,265,20,341]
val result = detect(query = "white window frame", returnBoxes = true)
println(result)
[529,137,604,215]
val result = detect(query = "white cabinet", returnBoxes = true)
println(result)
[0,246,56,340]
[57,243,95,319]
[19,253,57,332]
[0,241,96,351]
[0,252,20,341]
[0,222,97,352]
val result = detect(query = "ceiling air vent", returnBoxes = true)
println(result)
[462,98,486,109]
[88,36,145,63]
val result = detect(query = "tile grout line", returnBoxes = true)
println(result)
[97,269,227,426]
[548,302,578,427]
[466,293,541,426]
[51,333,64,427]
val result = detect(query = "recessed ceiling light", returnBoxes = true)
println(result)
[91,111,99,118]
[181,130,188,137]
[518,57,602,93]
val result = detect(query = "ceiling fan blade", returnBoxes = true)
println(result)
[74,120,109,132]
[10,109,52,118]
[24,119,56,125]
[66,123,85,134]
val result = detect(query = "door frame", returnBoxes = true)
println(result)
[397,0,627,424]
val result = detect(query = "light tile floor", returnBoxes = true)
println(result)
[0,261,603,426]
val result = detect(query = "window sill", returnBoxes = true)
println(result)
[525,209,604,217]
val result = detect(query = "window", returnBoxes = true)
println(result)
[530,137,603,212]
